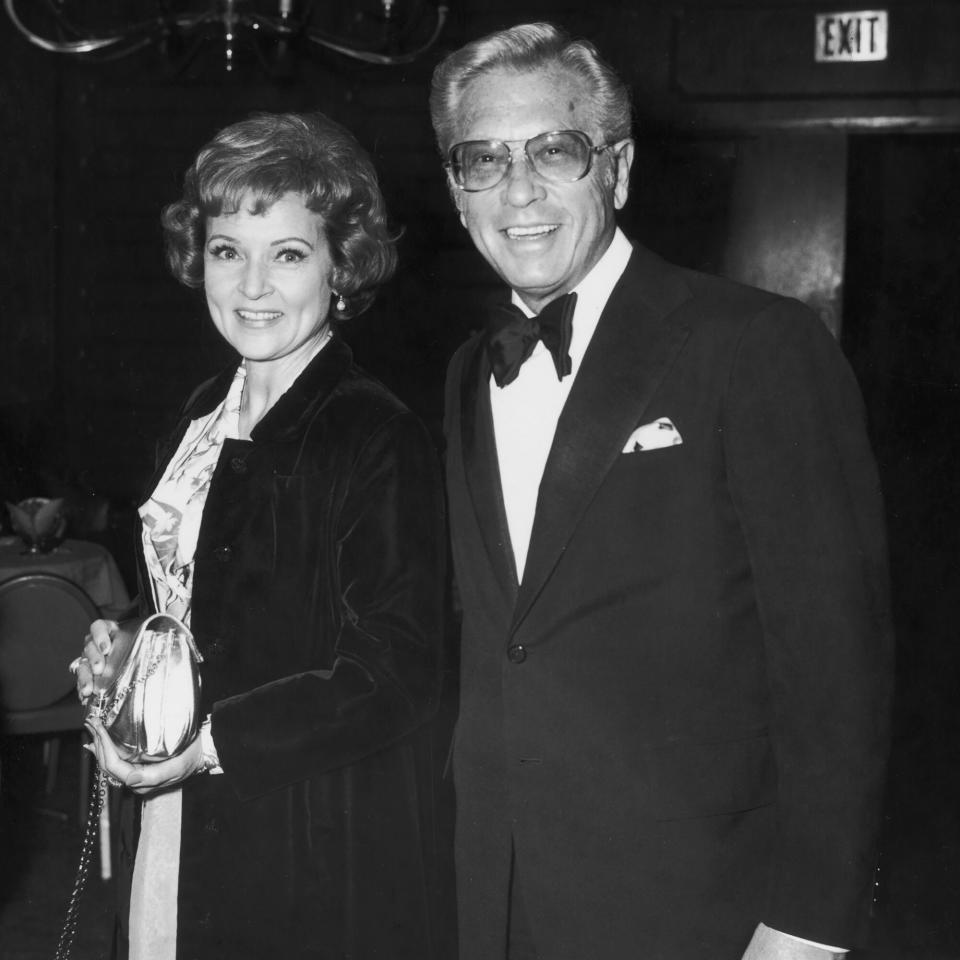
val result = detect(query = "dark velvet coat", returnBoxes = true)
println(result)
[115,338,450,960]
[444,244,894,960]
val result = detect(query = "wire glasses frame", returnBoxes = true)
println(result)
[444,129,616,192]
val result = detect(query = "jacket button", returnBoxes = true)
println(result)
[213,545,233,563]
[230,456,248,474]
[507,644,527,664]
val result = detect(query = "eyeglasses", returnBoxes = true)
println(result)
[444,129,615,192]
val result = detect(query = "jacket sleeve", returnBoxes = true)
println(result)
[723,299,894,947]
[210,411,446,799]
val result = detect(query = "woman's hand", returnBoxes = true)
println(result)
[72,619,119,702]
[84,716,206,796]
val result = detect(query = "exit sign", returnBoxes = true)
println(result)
[815,10,888,61]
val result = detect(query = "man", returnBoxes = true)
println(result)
[430,22,893,960]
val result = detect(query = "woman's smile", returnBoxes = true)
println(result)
[235,308,285,323]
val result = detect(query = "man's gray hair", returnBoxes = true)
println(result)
[429,22,633,155]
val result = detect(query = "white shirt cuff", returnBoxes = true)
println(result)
[778,930,847,953]
[200,715,223,775]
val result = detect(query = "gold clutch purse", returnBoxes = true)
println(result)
[86,613,203,762]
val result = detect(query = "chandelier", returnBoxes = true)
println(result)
[5,0,449,71]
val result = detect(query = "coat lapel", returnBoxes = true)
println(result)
[459,336,521,605]
[140,338,354,500]
[250,336,353,443]
[511,246,693,633]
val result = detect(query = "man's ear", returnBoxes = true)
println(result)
[447,173,468,228]
[612,139,635,211]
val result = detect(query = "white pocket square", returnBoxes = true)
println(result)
[622,418,683,454]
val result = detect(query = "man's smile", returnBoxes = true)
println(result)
[503,224,560,240]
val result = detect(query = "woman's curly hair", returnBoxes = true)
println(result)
[161,111,397,320]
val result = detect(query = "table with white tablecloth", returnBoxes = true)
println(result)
[0,536,131,618]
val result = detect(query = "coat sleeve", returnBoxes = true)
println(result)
[723,299,894,947]
[210,411,446,799]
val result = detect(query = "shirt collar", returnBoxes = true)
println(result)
[510,227,633,371]
[183,333,351,442]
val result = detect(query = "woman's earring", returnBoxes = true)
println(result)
[334,292,346,313]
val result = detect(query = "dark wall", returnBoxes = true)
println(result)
[843,134,960,954]
[1,20,59,497]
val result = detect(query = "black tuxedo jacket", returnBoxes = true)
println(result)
[444,244,893,960]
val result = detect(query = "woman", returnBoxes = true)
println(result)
[76,112,448,960]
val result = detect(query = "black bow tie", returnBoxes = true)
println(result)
[485,293,577,388]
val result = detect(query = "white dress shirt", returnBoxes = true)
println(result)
[490,228,632,581]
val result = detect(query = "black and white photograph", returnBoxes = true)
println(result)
[1,3,958,959]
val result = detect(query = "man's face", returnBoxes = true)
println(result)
[449,67,633,313]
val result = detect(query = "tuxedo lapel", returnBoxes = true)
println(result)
[459,337,521,604]
[511,247,692,633]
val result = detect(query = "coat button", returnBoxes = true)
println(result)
[213,545,233,563]
[230,456,248,474]
[507,644,527,664]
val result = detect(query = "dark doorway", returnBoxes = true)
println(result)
[844,133,960,958]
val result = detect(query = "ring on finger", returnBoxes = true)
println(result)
[104,773,123,789]
[68,656,86,675]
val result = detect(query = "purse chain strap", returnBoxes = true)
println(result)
[54,626,196,957]
[54,748,109,960]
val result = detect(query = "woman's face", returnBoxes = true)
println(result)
[203,192,334,369]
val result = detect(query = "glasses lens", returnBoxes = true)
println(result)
[451,141,510,190]
[527,131,592,182]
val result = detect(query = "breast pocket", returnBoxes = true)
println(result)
[601,438,692,518]
[619,443,687,467]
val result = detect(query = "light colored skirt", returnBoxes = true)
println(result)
[129,787,182,960]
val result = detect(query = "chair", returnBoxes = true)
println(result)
[0,572,98,823]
